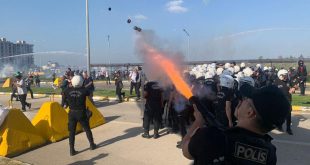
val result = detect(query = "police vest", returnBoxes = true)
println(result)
[223,127,277,165]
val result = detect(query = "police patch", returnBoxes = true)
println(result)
[234,142,268,164]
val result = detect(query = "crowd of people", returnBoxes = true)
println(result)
[8,59,307,162]
[140,60,307,164]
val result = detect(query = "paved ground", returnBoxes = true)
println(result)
[0,95,310,165]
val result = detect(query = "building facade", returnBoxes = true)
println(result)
[0,38,34,68]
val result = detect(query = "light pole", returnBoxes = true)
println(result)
[107,35,111,74]
[183,29,190,63]
[86,0,91,74]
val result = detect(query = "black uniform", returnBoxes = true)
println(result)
[188,126,277,165]
[273,78,292,132]
[297,65,307,95]
[214,87,233,127]
[25,77,34,99]
[142,81,162,138]
[64,87,95,154]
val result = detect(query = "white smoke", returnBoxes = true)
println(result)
[0,64,17,78]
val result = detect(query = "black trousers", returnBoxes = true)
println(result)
[19,94,30,111]
[11,89,18,101]
[27,87,34,98]
[135,82,141,98]
[68,110,94,149]
[286,106,292,130]
[130,82,136,95]
[300,82,306,95]
[116,87,125,101]
[143,106,161,134]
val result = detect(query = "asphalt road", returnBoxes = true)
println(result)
[0,95,310,165]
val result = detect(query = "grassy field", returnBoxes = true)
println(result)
[1,87,309,106]
[0,87,131,98]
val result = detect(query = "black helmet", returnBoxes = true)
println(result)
[298,60,304,66]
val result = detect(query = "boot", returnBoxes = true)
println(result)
[153,130,160,139]
[286,128,293,135]
[142,131,151,139]
[90,143,97,150]
[70,147,77,156]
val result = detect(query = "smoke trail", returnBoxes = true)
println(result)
[135,30,185,86]
[215,27,310,40]
[135,30,193,99]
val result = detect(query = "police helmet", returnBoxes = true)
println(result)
[243,67,254,77]
[220,75,234,89]
[239,76,255,89]
[277,69,288,80]
[298,60,304,66]
[71,75,84,88]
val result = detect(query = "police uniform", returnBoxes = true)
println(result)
[142,81,162,138]
[188,126,276,165]
[64,86,96,155]
[297,61,307,95]
[273,78,293,134]
[214,87,233,127]
[185,85,290,165]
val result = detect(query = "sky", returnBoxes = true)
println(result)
[1,0,310,66]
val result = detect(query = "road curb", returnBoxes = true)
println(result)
[292,106,310,112]
[0,92,141,103]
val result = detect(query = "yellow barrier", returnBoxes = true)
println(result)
[0,109,46,157]
[2,78,11,88]
[31,102,69,142]
[53,77,62,87]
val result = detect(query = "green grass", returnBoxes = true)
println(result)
[0,87,133,98]
[292,94,310,106]
[1,87,309,106]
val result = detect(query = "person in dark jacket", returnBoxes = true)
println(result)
[115,71,125,103]
[64,75,96,156]
[297,60,307,96]
[182,85,290,165]
[273,69,295,135]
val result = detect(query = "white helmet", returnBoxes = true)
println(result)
[239,76,255,88]
[277,69,288,80]
[256,64,262,69]
[205,71,214,79]
[224,63,231,69]
[71,75,84,88]
[234,65,240,73]
[243,67,253,77]
[263,66,268,71]
[220,75,234,89]
[216,68,224,75]
[240,62,246,68]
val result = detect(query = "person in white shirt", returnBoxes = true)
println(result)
[14,72,31,111]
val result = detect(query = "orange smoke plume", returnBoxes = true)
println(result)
[143,44,193,99]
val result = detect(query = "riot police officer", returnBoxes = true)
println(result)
[141,81,163,139]
[64,75,96,156]
[182,85,290,164]
[297,60,307,96]
[273,69,295,135]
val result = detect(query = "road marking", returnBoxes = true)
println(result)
[274,139,310,146]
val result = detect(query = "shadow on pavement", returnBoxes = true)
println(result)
[97,127,143,147]
[67,153,109,165]
[270,114,309,138]
[95,101,119,108]
[104,115,121,124]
